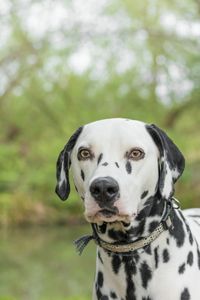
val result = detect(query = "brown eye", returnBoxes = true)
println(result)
[128,148,145,160]
[78,148,92,160]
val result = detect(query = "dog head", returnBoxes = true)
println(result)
[55,119,185,224]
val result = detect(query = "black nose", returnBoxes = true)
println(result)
[90,176,119,204]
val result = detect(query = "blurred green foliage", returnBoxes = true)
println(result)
[0,0,200,226]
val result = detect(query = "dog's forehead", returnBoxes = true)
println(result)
[76,119,156,152]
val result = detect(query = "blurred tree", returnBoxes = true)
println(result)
[0,0,199,225]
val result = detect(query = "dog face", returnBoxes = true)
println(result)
[55,118,185,224]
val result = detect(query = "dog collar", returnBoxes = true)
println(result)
[74,197,179,255]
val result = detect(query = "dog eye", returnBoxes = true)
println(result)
[78,148,92,160]
[128,148,145,160]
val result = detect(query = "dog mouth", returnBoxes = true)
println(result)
[85,208,136,224]
[99,208,118,217]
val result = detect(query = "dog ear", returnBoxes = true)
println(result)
[55,127,83,200]
[146,124,185,200]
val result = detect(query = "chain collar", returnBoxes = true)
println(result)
[74,197,179,255]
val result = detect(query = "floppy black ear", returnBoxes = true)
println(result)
[55,127,83,200]
[146,124,185,200]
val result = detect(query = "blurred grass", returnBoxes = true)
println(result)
[0,226,95,300]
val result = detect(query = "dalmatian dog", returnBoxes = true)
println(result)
[55,118,200,300]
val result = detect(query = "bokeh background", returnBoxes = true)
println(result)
[0,0,200,299]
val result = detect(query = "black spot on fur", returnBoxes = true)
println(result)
[163,249,170,263]
[123,257,136,299]
[96,285,102,299]
[108,229,128,242]
[122,256,137,275]
[97,153,103,165]
[126,161,132,174]
[95,283,109,300]
[154,247,159,269]
[132,252,140,264]
[166,238,170,245]
[170,211,185,247]
[148,197,165,217]
[112,255,121,274]
[115,162,120,168]
[110,291,117,299]
[185,223,194,245]
[97,223,107,234]
[137,196,165,221]
[187,251,193,266]
[144,245,152,255]
[81,169,85,181]
[102,162,108,166]
[180,288,190,300]
[197,247,200,270]
[101,296,109,300]
[130,195,165,239]
[180,212,193,245]
[98,251,103,264]
[140,261,152,289]
[122,221,130,227]
[141,190,149,199]
[97,271,104,288]
[149,221,159,232]
[126,277,136,300]
[179,263,185,274]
